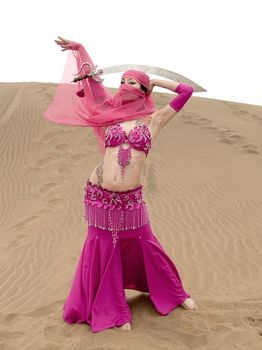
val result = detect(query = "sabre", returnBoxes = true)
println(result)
[72,62,207,95]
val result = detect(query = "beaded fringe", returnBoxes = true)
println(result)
[84,203,150,232]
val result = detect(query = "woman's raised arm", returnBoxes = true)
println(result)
[54,36,111,103]
[150,79,194,129]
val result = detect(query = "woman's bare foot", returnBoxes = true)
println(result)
[115,321,132,331]
[181,298,199,310]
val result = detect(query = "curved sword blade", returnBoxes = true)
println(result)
[100,64,207,92]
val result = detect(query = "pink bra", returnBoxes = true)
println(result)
[104,123,152,156]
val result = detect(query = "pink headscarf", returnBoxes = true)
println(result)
[122,69,150,90]
[43,44,157,155]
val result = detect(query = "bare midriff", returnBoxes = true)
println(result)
[89,117,155,192]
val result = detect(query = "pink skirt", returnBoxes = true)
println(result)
[63,180,191,333]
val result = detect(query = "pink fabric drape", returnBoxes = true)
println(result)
[43,43,157,155]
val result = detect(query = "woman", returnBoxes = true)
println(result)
[47,36,199,333]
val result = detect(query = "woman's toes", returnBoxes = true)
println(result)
[181,298,199,310]
[193,303,199,310]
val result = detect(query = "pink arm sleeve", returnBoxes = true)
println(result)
[169,83,194,112]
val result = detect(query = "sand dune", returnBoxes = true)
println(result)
[0,81,262,349]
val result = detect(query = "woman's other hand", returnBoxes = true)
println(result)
[146,80,156,95]
[54,36,82,51]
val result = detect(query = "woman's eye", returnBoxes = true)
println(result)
[121,81,135,84]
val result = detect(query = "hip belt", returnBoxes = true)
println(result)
[83,180,150,237]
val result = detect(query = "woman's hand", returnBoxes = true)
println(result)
[54,36,82,51]
[146,80,156,95]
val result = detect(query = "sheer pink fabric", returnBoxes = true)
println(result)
[43,42,157,155]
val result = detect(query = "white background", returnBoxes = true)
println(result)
[1,0,261,106]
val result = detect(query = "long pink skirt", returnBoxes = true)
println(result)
[63,180,191,333]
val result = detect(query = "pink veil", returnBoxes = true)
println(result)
[43,43,157,155]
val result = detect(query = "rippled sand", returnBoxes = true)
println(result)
[0,82,262,349]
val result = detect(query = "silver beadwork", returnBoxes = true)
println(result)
[109,209,125,247]
[117,143,132,182]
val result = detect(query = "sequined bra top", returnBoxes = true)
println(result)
[104,123,152,156]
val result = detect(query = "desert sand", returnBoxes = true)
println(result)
[0,81,262,349]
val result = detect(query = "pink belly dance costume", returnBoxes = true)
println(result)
[63,121,191,333]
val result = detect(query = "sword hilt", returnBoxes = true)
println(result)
[71,61,104,83]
